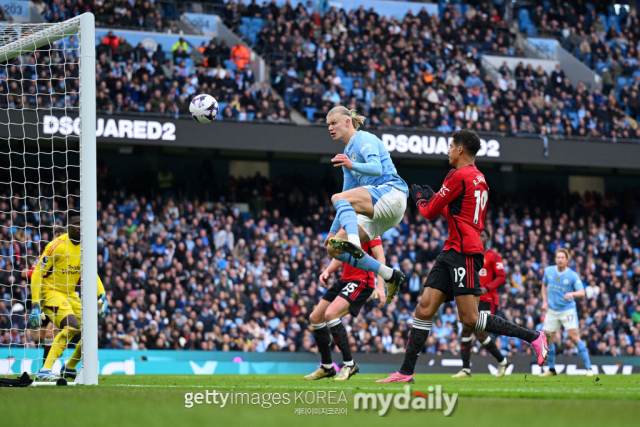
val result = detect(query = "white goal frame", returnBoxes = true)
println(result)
[0,13,97,385]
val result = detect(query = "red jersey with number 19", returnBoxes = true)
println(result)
[417,164,488,255]
[340,237,382,288]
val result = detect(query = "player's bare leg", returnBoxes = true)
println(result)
[325,298,358,380]
[305,300,336,380]
[377,287,446,383]
[456,295,551,367]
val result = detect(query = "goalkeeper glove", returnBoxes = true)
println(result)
[410,184,435,207]
[28,303,42,329]
[98,293,108,318]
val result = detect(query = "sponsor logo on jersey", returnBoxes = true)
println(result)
[564,279,569,284]
[479,268,487,277]
[439,185,450,198]
[359,143,371,155]
[39,256,48,268]
[495,262,504,270]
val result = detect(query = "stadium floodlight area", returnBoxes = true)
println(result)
[0,13,97,385]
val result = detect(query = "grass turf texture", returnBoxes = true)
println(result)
[2,374,640,427]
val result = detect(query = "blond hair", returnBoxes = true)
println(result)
[326,106,366,130]
[555,248,571,260]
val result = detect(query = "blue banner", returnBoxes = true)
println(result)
[529,38,556,57]
[0,349,636,376]
[1,1,29,18]
[184,13,217,34]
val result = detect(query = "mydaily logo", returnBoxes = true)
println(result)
[354,385,458,416]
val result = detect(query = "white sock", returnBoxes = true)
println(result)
[343,360,354,367]
[377,264,393,281]
[322,364,333,369]
[347,233,361,247]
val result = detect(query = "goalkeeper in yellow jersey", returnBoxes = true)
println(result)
[28,216,108,381]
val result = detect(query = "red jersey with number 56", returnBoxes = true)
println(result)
[417,164,488,255]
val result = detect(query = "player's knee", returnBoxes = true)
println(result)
[331,193,344,204]
[476,330,489,342]
[309,310,325,325]
[461,324,474,337]
[63,315,80,332]
[459,312,478,329]
[415,303,435,321]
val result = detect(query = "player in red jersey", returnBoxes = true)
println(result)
[453,229,510,378]
[377,129,550,383]
[304,236,385,381]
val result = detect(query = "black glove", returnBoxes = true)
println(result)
[410,184,435,206]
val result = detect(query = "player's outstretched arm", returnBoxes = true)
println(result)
[411,176,462,219]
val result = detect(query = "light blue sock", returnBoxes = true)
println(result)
[547,343,556,369]
[576,340,592,369]
[333,199,359,238]
[337,253,392,280]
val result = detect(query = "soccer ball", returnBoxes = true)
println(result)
[189,94,219,123]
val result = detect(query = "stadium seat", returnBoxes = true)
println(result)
[303,107,317,121]
[617,77,627,87]
[224,59,237,71]
[342,77,354,96]
[248,112,256,121]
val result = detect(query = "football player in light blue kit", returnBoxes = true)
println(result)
[323,106,408,304]
[540,248,594,376]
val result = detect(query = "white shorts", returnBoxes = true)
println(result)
[543,308,579,332]
[357,185,407,240]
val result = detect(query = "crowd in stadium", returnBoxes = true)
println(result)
[19,0,639,138]
[1,169,639,360]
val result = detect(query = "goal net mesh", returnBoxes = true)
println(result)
[0,20,84,379]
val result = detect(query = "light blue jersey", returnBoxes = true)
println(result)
[342,131,408,196]
[543,266,584,312]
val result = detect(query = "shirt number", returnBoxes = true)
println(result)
[473,190,488,224]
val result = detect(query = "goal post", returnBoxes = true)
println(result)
[0,13,97,385]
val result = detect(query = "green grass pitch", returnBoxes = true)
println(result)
[2,374,640,427]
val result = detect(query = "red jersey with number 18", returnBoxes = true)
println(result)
[417,164,488,255]
[340,237,382,288]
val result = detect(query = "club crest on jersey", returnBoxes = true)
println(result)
[351,153,357,161]
[473,175,486,186]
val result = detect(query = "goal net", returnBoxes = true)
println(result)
[0,13,97,385]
